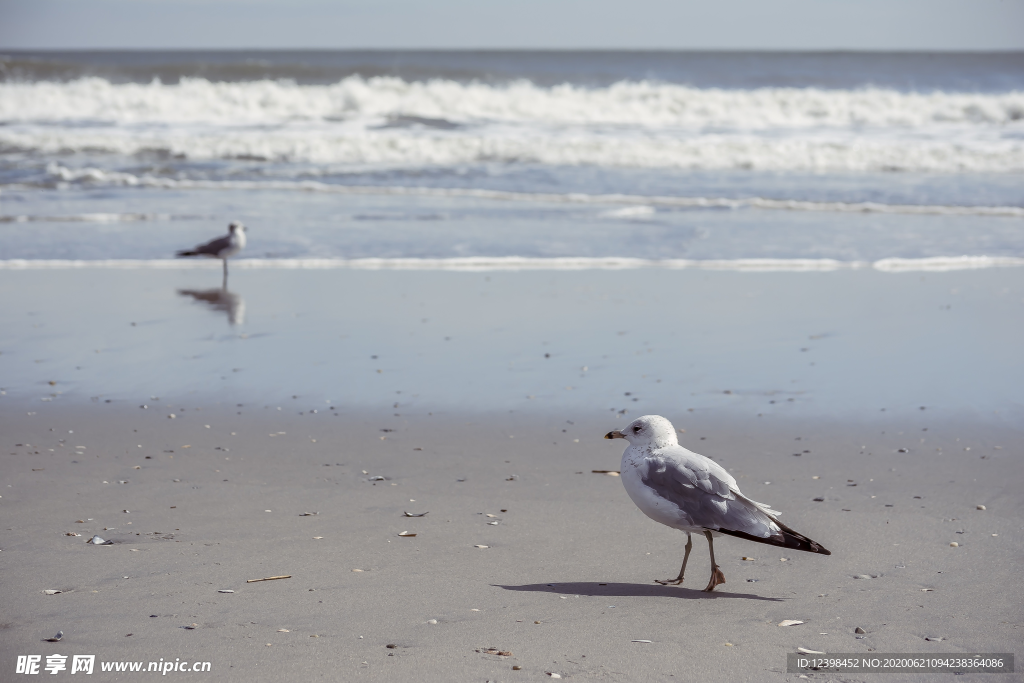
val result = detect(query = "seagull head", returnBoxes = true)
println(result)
[605,414,679,448]
[228,221,246,234]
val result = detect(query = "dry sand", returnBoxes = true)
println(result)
[2,404,1021,681]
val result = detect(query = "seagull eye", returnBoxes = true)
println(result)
[633,425,641,433]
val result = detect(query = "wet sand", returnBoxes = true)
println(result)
[2,404,1021,681]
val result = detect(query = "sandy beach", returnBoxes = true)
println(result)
[1,267,1021,681]
[2,405,1021,681]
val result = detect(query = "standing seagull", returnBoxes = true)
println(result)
[176,222,247,285]
[605,415,829,592]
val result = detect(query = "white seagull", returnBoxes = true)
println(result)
[175,222,247,281]
[605,415,830,592]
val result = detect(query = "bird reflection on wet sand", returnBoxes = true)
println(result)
[177,287,246,326]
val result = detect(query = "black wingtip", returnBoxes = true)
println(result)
[716,525,831,555]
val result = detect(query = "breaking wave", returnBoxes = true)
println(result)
[1,77,1022,173]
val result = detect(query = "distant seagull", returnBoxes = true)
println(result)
[605,415,829,592]
[176,222,247,281]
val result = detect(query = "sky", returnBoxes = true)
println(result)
[1,0,1023,51]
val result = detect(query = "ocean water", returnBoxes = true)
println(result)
[1,50,1023,267]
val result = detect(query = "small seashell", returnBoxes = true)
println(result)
[724,642,734,646]
[397,531,416,537]
[976,505,986,510]
[631,639,653,643]
[474,545,489,548]
[43,590,62,595]
[426,619,437,624]
[87,535,113,545]
[45,631,63,642]
[780,558,788,562]
[741,556,755,561]
[65,532,81,537]
[778,620,804,627]
[798,647,825,655]
[367,475,385,481]
[925,636,944,642]
[547,674,562,679]
[855,627,866,634]
[312,536,323,540]
[485,514,498,518]
[351,569,364,572]
[512,665,522,670]
[403,512,428,517]
[854,574,872,579]
[949,542,958,547]
[488,521,499,525]
[278,629,289,632]
[921,588,934,591]
[218,590,234,593]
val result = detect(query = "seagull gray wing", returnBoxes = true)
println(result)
[191,234,232,256]
[641,448,780,538]
[641,446,829,554]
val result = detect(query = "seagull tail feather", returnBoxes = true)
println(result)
[716,522,831,555]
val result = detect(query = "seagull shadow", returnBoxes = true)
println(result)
[496,582,783,601]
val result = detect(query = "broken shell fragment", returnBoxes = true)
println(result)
[403,512,428,517]
[855,627,866,634]
[949,542,959,547]
[42,590,62,595]
[87,535,113,545]
[218,590,234,593]
[976,505,986,510]
[778,620,804,627]
[798,647,825,655]
[44,631,63,642]
[474,545,489,548]
[397,531,416,537]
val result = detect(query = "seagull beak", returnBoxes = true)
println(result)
[604,430,625,440]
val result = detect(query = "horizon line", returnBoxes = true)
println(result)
[3,47,1023,54]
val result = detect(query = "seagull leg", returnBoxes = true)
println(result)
[654,532,692,585]
[222,259,228,288]
[702,530,726,592]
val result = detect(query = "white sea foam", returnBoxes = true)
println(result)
[1,77,1022,173]
[3,256,1021,273]
[20,169,1024,218]
[0,212,180,223]
[3,77,1022,127]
